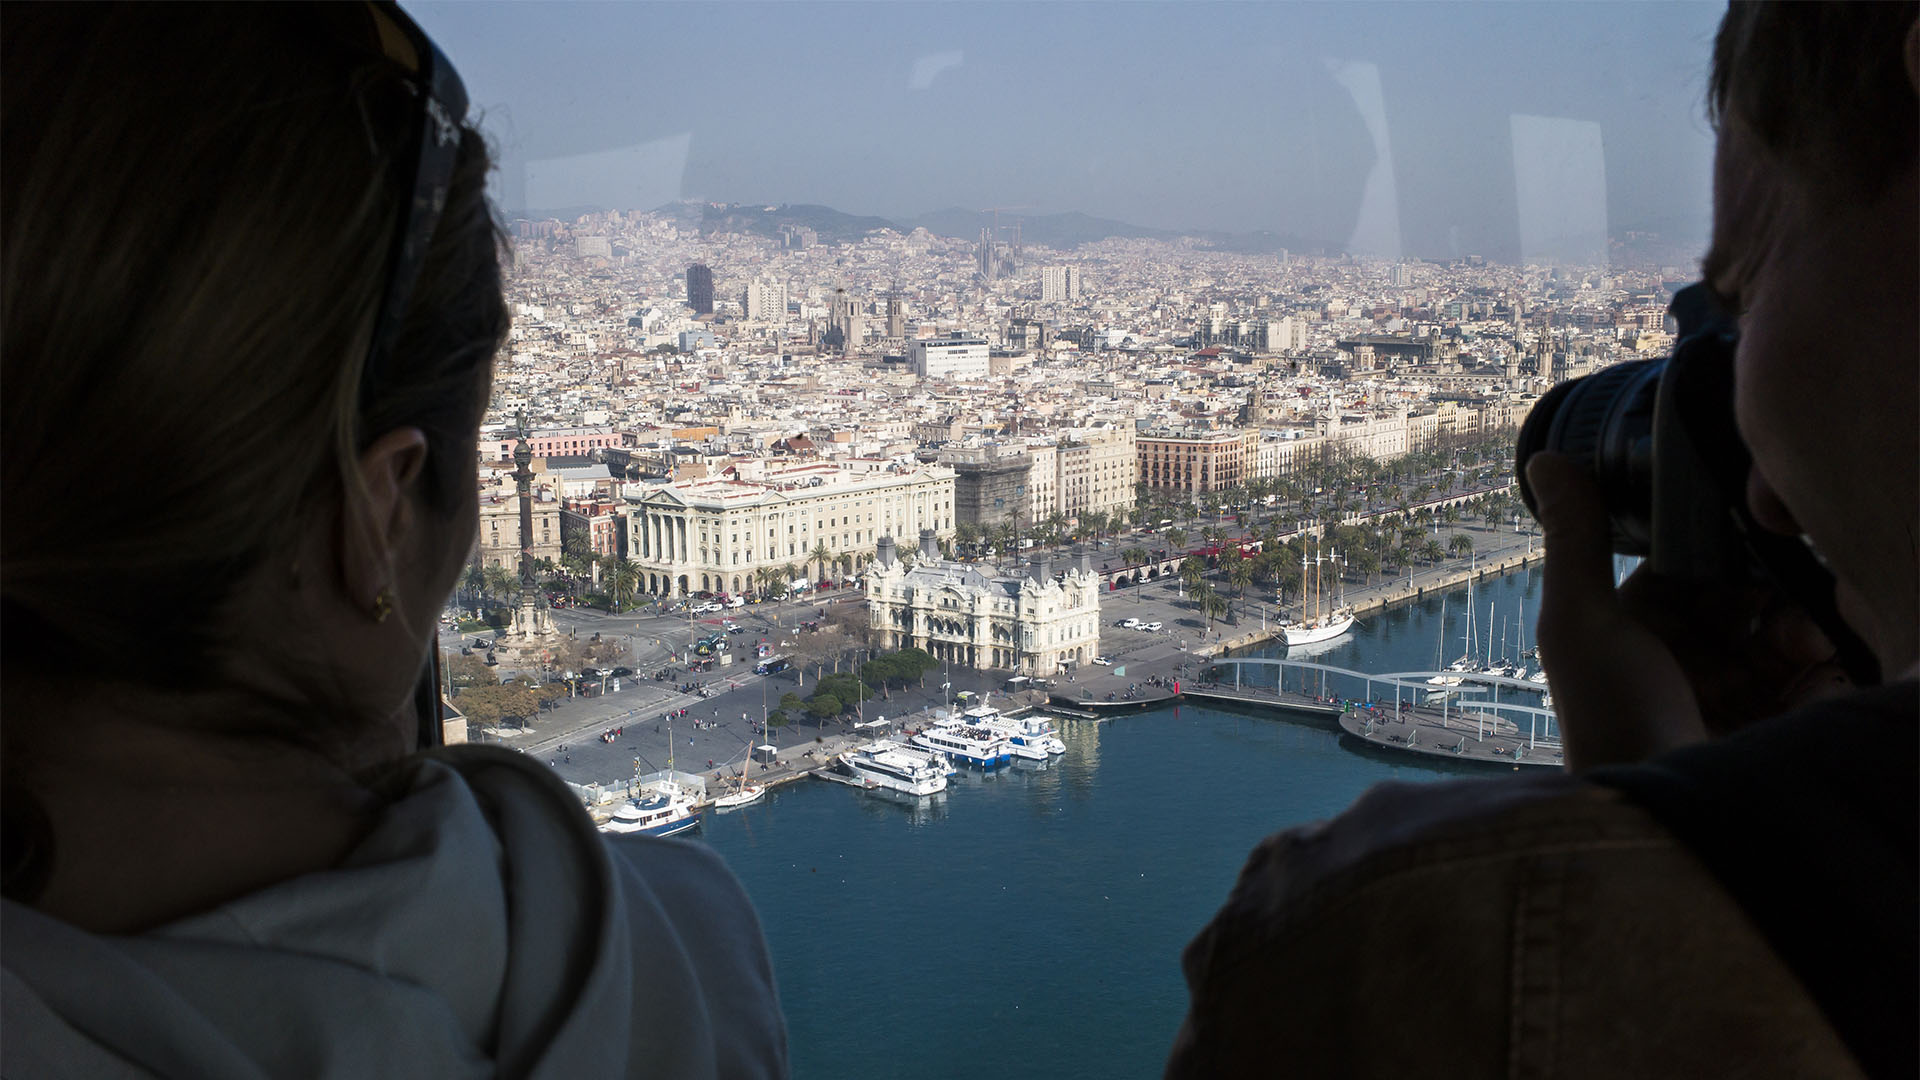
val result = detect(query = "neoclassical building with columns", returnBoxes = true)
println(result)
[866,531,1102,675]
[626,460,956,597]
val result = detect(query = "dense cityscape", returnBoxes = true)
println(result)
[451,200,1680,718]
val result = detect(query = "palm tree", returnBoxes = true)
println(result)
[460,564,486,610]
[1228,557,1255,604]
[1121,546,1148,568]
[809,540,833,585]
[483,565,517,606]
[1194,582,1231,633]
[1449,533,1475,558]
[1165,527,1187,554]
[1179,555,1207,601]
[1422,537,1447,565]
[607,558,640,611]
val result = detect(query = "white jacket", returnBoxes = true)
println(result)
[2,745,788,1078]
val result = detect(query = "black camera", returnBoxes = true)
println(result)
[1513,283,1879,686]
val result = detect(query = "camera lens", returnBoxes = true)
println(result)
[1514,357,1664,555]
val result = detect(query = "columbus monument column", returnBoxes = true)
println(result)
[503,409,558,649]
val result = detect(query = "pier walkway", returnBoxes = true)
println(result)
[1195,656,1563,768]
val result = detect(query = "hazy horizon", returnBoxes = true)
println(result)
[415,1,1722,261]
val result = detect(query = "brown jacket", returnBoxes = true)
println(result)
[1166,771,1866,1078]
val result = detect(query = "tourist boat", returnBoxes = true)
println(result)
[600,782,701,838]
[940,703,1059,761]
[843,740,948,796]
[912,724,1012,768]
[1281,542,1354,647]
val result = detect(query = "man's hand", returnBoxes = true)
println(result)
[1528,453,1849,771]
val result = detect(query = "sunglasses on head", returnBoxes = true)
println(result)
[332,0,470,419]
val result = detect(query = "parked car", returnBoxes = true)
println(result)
[1092,656,1112,665]
[692,602,723,614]
[611,666,634,678]
[1118,618,1142,630]
[1141,621,1163,632]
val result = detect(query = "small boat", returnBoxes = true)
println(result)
[713,782,766,811]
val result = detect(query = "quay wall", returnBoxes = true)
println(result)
[1199,541,1543,659]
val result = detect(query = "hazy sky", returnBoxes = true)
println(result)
[414,1,1723,260]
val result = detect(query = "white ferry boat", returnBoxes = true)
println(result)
[941,704,1057,761]
[912,724,1012,768]
[844,740,949,796]
[600,782,700,838]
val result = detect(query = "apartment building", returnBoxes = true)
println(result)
[1136,428,1259,495]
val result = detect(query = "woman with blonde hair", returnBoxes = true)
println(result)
[1,5,786,1075]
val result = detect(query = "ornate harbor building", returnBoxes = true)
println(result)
[866,531,1101,675]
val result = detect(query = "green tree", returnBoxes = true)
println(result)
[1422,537,1447,564]
[1166,527,1188,554]
[483,565,517,605]
[1228,555,1255,601]
[809,540,833,584]
[1194,583,1232,631]
[446,653,497,690]
[1449,533,1476,558]
[1179,555,1208,600]
[606,557,640,611]
[460,564,487,609]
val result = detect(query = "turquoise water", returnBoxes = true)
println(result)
[704,565,1543,1080]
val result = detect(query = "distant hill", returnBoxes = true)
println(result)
[909,207,1179,248]
[519,198,1315,254]
[654,201,899,244]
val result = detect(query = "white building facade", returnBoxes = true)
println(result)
[1040,265,1082,302]
[627,460,957,597]
[909,334,990,380]
[866,532,1102,675]
[744,277,788,321]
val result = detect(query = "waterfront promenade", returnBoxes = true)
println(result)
[485,518,1554,799]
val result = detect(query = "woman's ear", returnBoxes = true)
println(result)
[340,428,429,613]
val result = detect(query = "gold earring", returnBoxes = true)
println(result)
[371,587,394,624]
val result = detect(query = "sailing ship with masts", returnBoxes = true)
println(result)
[1280,538,1355,646]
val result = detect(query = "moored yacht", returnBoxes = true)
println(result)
[844,740,949,795]
[600,782,701,838]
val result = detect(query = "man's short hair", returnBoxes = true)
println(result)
[1710,1,1918,199]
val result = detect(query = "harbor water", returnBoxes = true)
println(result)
[702,564,1546,1079]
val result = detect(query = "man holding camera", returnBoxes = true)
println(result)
[1167,4,1917,1076]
